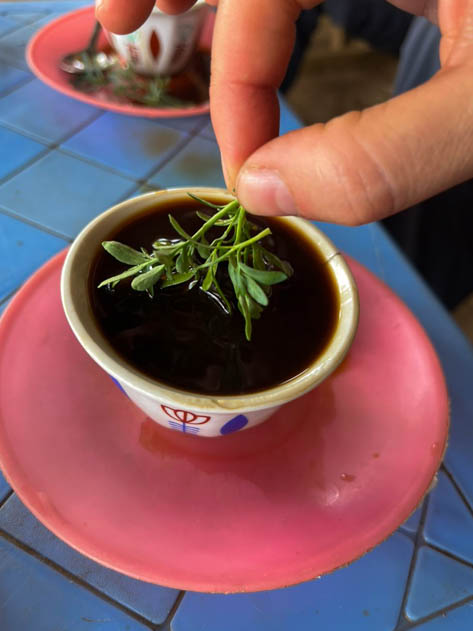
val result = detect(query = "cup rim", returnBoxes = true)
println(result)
[61,187,359,413]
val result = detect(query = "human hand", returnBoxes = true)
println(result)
[96,1,473,225]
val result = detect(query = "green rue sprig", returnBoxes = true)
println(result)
[98,194,293,340]
[72,64,187,107]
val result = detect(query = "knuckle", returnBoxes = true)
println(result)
[322,112,399,224]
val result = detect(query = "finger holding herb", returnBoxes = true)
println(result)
[99,194,293,341]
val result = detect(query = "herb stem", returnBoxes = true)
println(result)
[209,213,239,248]
[234,205,245,245]
[190,200,239,242]
[196,228,271,270]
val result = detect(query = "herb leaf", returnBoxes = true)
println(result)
[161,270,195,288]
[102,241,150,265]
[131,264,165,291]
[244,276,269,306]
[239,262,287,285]
[175,250,189,274]
[168,215,192,241]
[202,265,214,292]
[97,260,152,288]
[261,249,294,277]
[187,193,222,209]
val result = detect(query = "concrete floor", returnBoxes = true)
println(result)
[286,15,398,125]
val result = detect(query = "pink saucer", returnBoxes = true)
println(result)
[0,251,448,592]
[26,6,212,118]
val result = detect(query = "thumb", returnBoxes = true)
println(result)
[235,63,473,225]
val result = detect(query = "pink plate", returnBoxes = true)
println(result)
[0,251,448,593]
[26,5,212,118]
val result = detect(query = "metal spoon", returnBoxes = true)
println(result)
[60,21,113,75]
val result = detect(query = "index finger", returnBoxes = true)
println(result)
[96,0,156,34]
[95,0,199,34]
[211,0,320,186]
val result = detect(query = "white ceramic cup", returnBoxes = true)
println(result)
[61,188,359,438]
[106,2,209,76]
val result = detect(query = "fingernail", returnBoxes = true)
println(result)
[237,169,297,216]
[95,0,104,20]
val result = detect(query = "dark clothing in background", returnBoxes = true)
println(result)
[325,0,413,55]
[384,17,473,309]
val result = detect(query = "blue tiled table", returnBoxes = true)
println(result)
[1,3,473,630]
